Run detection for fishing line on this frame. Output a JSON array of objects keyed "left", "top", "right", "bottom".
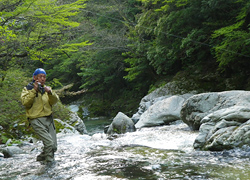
[{"left": 81, "top": 8, "right": 250, "bottom": 58}]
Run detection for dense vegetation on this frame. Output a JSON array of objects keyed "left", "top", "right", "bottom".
[{"left": 0, "top": 0, "right": 250, "bottom": 143}]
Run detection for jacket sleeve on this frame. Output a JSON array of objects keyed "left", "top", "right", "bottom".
[
  {"left": 48, "top": 90, "right": 59, "bottom": 105},
  {"left": 21, "top": 87, "right": 37, "bottom": 108}
]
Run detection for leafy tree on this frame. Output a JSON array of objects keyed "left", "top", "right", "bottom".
[
  {"left": 125, "top": 0, "right": 250, "bottom": 90},
  {"left": 212, "top": 0, "right": 250, "bottom": 69},
  {"left": 0, "top": 69, "right": 27, "bottom": 143},
  {"left": 124, "top": 0, "right": 186, "bottom": 83},
  {"left": 74, "top": 0, "right": 145, "bottom": 116},
  {"left": 0, "top": 0, "right": 90, "bottom": 82}
]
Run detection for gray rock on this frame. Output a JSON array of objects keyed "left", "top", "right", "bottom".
[
  {"left": 132, "top": 85, "right": 250, "bottom": 151},
  {"left": 135, "top": 95, "right": 185, "bottom": 128},
  {"left": 1, "top": 146, "right": 24, "bottom": 158},
  {"left": 5, "top": 139, "right": 12, "bottom": 146},
  {"left": 54, "top": 119, "right": 80, "bottom": 134},
  {"left": 180, "top": 90, "right": 250, "bottom": 130},
  {"left": 69, "top": 112, "right": 87, "bottom": 134},
  {"left": 182, "top": 91, "right": 250, "bottom": 150},
  {"left": 201, "top": 106, "right": 250, "bottom": 124},
  {"left": 131, "top": 82, "right": 196, "bottom": 123},
  {"left": 107, "top": 112, "right": 136, "bottom": 135},
  {"left": 195, "top": 119, "right": 250, "bottom": 151}
]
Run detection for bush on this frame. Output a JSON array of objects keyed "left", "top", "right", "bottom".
[
  {"left": 0, "top": 69, "right": 28, "bottom": 142},
  {"left": 53, "top": 101, "right": 71, "bottom": 122}
]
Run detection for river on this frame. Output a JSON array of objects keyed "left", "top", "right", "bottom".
[{"left": 1, "top": 119, "right": 250, "bottom": 180}]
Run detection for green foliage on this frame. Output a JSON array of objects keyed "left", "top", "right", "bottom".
[
  {"left": 73, "top": 0, "right": 147, "bottom": 116},
  {"left": 53, "top": 102, "right": 71, "bottom": 121},
  {"left": 125, "top": 0, "right": 250, "bottom": 84},
  {"left": 0, "top": 0, "right": 89, "bottom": 73},
  {"left": 0, "top": 18, "right": 16, "bottom": 41},
  {"left": 211, "top": 0, "right": 250, "bottom": 69},
  {"left": 47, "top": 78, "right": 63, "bottom": 89},
  {"left": 0, "top": 69, "right": 28, "bottom": 142},
  {"left": 54, "top": 121, "right": 64, "bottom": 133},
  {"left": 0, "top": 134, "right": 9, "bottom": 144}
]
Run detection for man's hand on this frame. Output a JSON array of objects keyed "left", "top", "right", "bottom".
[
  {"left": 44, "top": 86, "right": 52, "bottom": 94},
  {"left": 33, "top": 81, "right": 39, "bottom": 92}
]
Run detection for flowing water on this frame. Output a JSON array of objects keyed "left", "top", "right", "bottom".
[{"left": 1, "top": 120, "right": 250, "bottom": 180}]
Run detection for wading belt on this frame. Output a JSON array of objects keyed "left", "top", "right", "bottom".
[{"left": 27, "top": 114, "right": 55, "bottom": 130}]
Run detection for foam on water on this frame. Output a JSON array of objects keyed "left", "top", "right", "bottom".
[{"left": 2, "top": 121, "right": 250, "bottom": 180}]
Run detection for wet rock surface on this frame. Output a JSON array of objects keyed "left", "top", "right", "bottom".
[
  {"left": 107, "top": 112, "right": 136, "bottom": 135},
  {"left": 181, "top": 90, "right": 250, "bottom": 150},
  {"left": 135, "top": 95, "right": 185, "bottom": 128},
  {"left": 132, "top": 88, "right": 250, "bottom": 151}
]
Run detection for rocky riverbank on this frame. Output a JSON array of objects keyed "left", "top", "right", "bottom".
[{"left": 107, "top": 82, "right": 250, "bottom": 151}]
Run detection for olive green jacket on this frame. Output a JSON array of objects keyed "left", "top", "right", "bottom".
[{"left": 21, "top": 86, "right": 59, "bottom": 119}]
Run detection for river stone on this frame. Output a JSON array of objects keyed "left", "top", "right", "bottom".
[
  {"left": 69, "top": 112, "right": 88, "bottom": 134},
  {"left": 1, "top": 146, "right": 24, "bottom": 158},
  {"left": 131, "top": 82, "right": 196, "bottom": 123},
  {"left": 201, "top": 106, "right": 250, "bottom": 124},
  {"left": 194, "top": 119, "right": 250, "bottom": 151},
  {"left": 54, "top": 119, "right": 80, "bottom": 134},
  {"left": 193, "top": 106, "right": 250, "bottom": 150},
  {"left": 135, "top": 95, "right": 185, "bottom": 129},
  {"left": 180, "top": 90, "right": 250, "bottom": 130},
  {"left": 107, "top": 112, "right": 136, "bottom": 135}
]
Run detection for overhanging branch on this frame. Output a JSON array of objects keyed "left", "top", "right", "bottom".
[{"left": 0, "top": 52, "right": 28, "bottom": 58}]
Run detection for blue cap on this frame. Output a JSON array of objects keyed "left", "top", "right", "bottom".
[{"left": 33, "top": 68, "right": 46, "bottom": 76}]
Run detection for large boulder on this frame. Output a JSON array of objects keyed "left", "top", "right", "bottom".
[
  {"left": 135, "top": 95, "right": 185, "bottom": 128},
  {"left": 180, "top": 90, "right": 250, "bottom": 150},
  {"left": 194, "top": 106, "right": 250, "bottom": 150},
  {"left": 180, "top": 90, "right": 250, "bottom": 130},
  {"left": 132, "top": 82, "right": 196, "bottom": 124},
  {"left": 107, "top": 112, "right": 136, "bottom": 135}
]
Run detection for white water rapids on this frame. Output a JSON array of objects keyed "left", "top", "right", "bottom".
[{"left": 1, "top": 120, "right": 250, "bottom": 179}]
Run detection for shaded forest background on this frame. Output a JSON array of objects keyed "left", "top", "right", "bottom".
[{"left": 0, "top": 0, "right": 250, "bottom": 143}]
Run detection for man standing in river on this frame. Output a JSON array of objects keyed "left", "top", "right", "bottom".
[{"left": 21, "top": 68, "right": 59, "bottom": 165}]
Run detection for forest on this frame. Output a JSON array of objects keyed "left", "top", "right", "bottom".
[{"left": 0, "top": 0, "right": 250, "bottom": 143}]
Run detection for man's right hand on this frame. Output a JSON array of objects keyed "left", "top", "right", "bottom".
[{"left": 33, "top": 81, "right": 39, "bottom": 92}]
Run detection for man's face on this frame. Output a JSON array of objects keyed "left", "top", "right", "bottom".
[{"left": 34, "top": 74, "right": 46, "bottom": 85}]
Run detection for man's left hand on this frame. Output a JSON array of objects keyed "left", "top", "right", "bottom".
[{"left": 44, "top": 86, "right": 52, "bottom": 94}]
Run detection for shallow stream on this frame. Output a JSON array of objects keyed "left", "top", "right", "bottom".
[{"left": 1, "top": 120, "right": 250, "bottom": 180}]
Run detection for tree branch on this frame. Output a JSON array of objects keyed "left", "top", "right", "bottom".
[{"left": 0, "top": 52, "right": 28, "bottom": 58}]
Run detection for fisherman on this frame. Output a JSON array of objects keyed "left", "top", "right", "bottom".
[{"left": 21, "top": 68, "right": 59, "bottom": 164}]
